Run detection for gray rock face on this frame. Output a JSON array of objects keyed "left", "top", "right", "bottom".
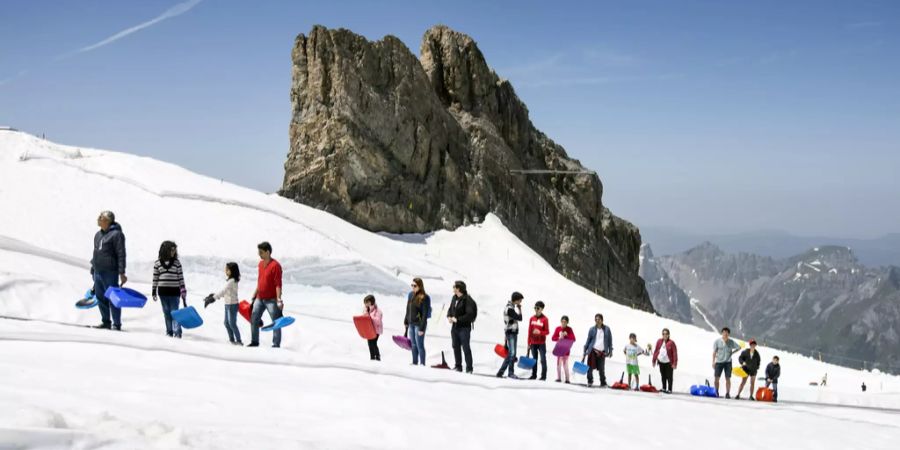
[
  {"left": 654, "top": 243, "right": 900, "bottom": 374},
  {"left": 282, "top": 25, "right": 652, "bottom": 311},
  {"left": 640, "top": 244, "right": 693, "bottom": 324}
]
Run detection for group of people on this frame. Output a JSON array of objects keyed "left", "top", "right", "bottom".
[
  {"left": 90, "top": 211, "right": 286, "bottom": 348},
  {"left": 712, "top": 327, "right": 782, "bottom": 401},
  {"left": 90, "top": 210, "right": 782, "bottom": 398},
  {"left": 495, "top": 291, "right": 678, "bottom": 391}
]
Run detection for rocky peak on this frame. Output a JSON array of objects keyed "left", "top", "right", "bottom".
[
  {"left": 640, "top": 243, "right": 655, "bottom": 260},
  {"left": 281, "top": 25, "right": 652, "bottom": 311}
]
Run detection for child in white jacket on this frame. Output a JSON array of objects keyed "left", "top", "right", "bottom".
[{"left": 205, "top": 262, "right": 242, "bottom": 345}]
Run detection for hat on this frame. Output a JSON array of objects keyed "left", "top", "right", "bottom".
[{"left": 749, "top": 339, "right": 757, "bottom": 345}]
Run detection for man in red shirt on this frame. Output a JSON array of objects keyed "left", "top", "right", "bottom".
[
  {"left": 249, "top": 241, "right": 284, "bottom": 348},
  {"left": 528, "top": 301, "right": 550, "bottom": 380}
]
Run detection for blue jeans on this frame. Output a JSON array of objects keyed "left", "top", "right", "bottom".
[
  {"left": 408, "top": 325, "right": 426, "bottom": 365},
  {"left": 159, "top": 296, "right": 182, "bottom": 337},
  {"left": 251, "top": 299, "right": 282, "bottom": 347},
  {"left": 224, "top": 304, "right": 242, "bottom": 343},
  {"left": 498, "top": 333, "right": 518, "bottom": 376},
  {"left": 92, "top": 270, "right": 121, "bottom": 327}
]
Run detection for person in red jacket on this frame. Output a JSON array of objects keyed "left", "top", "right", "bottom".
[
  {"left": 249, "top": 241, "right": 284, "bottom": 348},
  {"left": 652, "top": 328, "right": 678, "bottom": 393},
  {"left": 528, "top": 301, "right": 551, "bottom": 380},
  {"left": 551, "top": 315, "right": 576, "bottom": 383}
]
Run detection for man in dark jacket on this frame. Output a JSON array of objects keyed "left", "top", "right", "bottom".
[
  {"left": 447, "top": 280, "right": 477, "bottom": 373},
  {"left": 496, "top": 292, "right": 523, "bottom": 378},
  {"left": 765, "top": 355, "right": 780, "bottom": 402},
  {"left": 736, "top": 339, "right": 762, "bottom": 400},
  {"left": 90, "top": 211, "right": 127, "bottom": 330},
  {"left": 582, "top": 313, "right": 612, "bottom": 387}
]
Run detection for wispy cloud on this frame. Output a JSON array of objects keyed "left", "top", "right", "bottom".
[
  {"left": 498, "top": 53, "right": 566, "bottom": 78},
  {"left": 0, "top": 70, "right": 29, "bottom": 87},
  {"left": 515, "top": 73, "right": 682, "bottom": 89},
  {"left": 583, "top": 47, "right": 641, "bottom": 67},
  {"left": 59, "top": 0, "right": 203, "bottom": 59},
  {"left": 845, "top": 21, "right": 883, "bottom": 30},
  {"left": 758, "top": 48, "right": 799, "bottom": 65}
]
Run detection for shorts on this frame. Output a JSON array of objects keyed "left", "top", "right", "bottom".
[
  {"left": 627, "top": 364, "right": 640, "bottom": 375},
  {"left": 715, "top": 361, "right": 732, "bottom": 378}
]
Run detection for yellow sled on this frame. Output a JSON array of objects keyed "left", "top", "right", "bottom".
[{"left": 732, "top": 366, "right": 748, "bottom": 378}]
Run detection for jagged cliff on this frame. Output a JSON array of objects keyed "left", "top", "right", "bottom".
[{"left": 281, "top": 25, "right": 651, "bottom": 310}]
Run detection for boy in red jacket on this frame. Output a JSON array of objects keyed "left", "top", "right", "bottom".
[
  {"left": 528, "top": 301, "right": 550, "bottom": 380},
  {"left": 551, "top": 315, "right": 576, "bottom": 383}
]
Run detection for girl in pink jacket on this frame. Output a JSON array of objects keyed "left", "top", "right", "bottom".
[
  {"left": 551, "top": 315, "right": 576, "bottom": 383},
  {"left": 364, "top": 295, "right": 383, "bottom": 361}
]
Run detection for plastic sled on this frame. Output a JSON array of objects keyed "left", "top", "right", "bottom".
[
  {"left": 238, "top": 300, "right": 252, "bottom": 323},
  {"left": 573, "top": 360, "right": 589, "bottom": 375},
  {"left": 611, "top": 372, "right": 630, "bottom": 390},
  {"left": 495, "top": 344, "right": 509, "bottom": 359},
  {"left": 171, "top": 306, "right": 203, "bottom": 329},
  {"left": 261, "top": 316, "right": 295, "bottom": 331},
  {"left": 639, "top": 375, "right": 659, "bottom": 393},
  {"left": 517, "top": 356, "right": 536, "bottom": 370},
  {"left": 431, "top": 351, "right": 452, "bottom": 369},
  {"left": 690, "top": 380, "right": 719, "bottom": 397},
  {"left": 756, "top": 387, "right": 775, "bottom": 402},
  {"left": 552, "top": 338, "right": 574, "bottom": 357},
  {"left": 393, "top": 335, "right": 412, "bottom": 350},
  {"left": 353, "top": 315, "right": 377, "bottom": 340},
  {"left": 733, "top": 366, "right": 748, "bottom": 378},
  {"left": 75, "top": 289, "right": 98, "bottom": 309},
  {"left": 105, "top": 287, "right": 147, "bottom": 308}
]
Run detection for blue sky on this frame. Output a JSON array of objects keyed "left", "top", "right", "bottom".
[{"left": 2, "top": 0, "right": 898, "bottom": 238}]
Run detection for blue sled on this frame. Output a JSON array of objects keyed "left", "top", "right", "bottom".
[
  {"left": 75, "top": 289, "right": 98, "bottom": 309},
  {"left": 105, "top": 287, "right": 147, "bottom": 308},
  {"left": 261, "top": 316, "right": 295, "bottom": 331},
  {"left": 517, "top": 356, "right": 537, "bottom": 370},
  {"left": 171, "top": 306, "right": 203, "bottom": 329}
]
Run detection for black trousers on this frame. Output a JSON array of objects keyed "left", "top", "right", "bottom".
[
  {"left": 586, "top": 349, "right": 607, "bottom": 385},
  {"left": 451, "top": 326, "right": 473, "bottom": 372},
  {"left": 367, "top": 334, "right": 381, "bottom": 360},
  {"left": 530, "top": 344, "right": 547, "bottom": 379},
  {"left": 658, "top": 362, "right": 674, "bottom": 391}
]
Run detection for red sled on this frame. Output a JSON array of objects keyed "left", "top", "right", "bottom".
[
  {"left": 431, "top": 351, "right": 452, "bottom": 369},
  {"left": 639, "top": 375, "right": 659, "bottom": 393},
  {"left": 353, "top": 315, "right": 377, "bottom": 340},
  {"left": 610, "top": 372, "right": 630, "bottom": 390},
  {"left": 495, "top": 344, "right": 509, "bottom": 359},
  {"left": 238, "top": 300, "right": 252, "bottom": 323},
  {"left": 756, "top": 387, "right": 775, "bottom": 402}
]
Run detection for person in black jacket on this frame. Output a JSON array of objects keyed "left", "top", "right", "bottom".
[
  {"left": 90, "top": 211, "right": 127, "bottom": 330},
  {"left": 765, "top": 355, "right": 781, "bottom": 402},
  {"left": 496, "top": 292, "right": 524, "bottom": 378},
  {"left": 448, "top": 280, "right": 477, "bottom": 373},
  {"left": 404, "top": 278, "right": 431, "bottom": 365},
  {"left": 736, "top": 339, "right": 762, "bottom": 400}
]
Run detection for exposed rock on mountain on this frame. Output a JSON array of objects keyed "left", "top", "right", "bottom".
[
  {"left": 652, "top": 243, "right": 900, "bottom": 373},
  {"left": 281, "top": 25, "right": 651, "bottom": 310},
  {"left": 640, "top": 244, "right": 693, "bottom": 324}
]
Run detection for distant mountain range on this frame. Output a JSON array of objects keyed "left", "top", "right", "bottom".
[
  {"left": 641, "top": 227, "right": 900, "bottom": 267},
  {"left": 640, "top": 242, "right": 900, "bottom": 374}
]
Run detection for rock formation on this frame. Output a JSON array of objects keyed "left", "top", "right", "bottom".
[{"left": 282, "top": 25, "right": 652, "bottom": 311}]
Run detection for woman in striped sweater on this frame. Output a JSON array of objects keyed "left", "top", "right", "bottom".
[{"left": 152, "top": 241, "right": 187, "bottom": 338}]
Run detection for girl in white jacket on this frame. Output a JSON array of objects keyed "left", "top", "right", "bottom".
[{"left": 206, "top": 262, "right": 242, "bottom": 345}]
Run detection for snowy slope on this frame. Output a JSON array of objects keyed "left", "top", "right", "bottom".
[{"left": 1, "top": 130, "right": 899, "bottom": 449}]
